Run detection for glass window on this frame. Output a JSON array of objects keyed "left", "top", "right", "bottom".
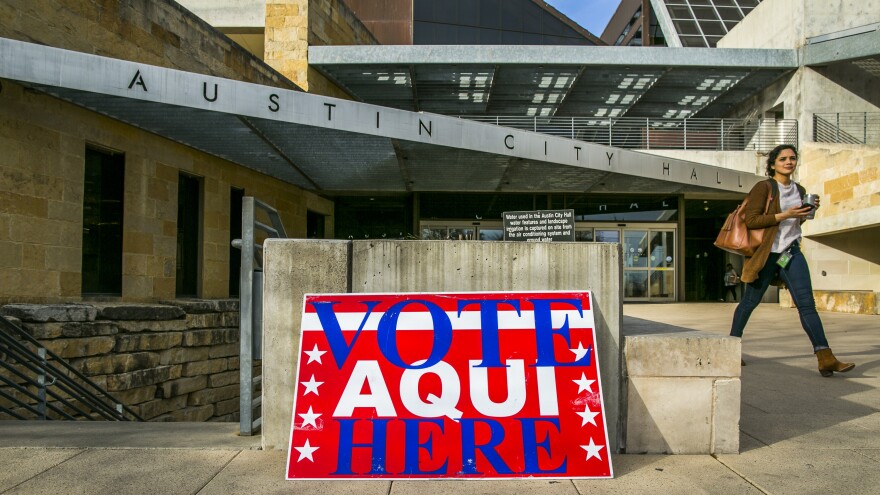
[
  {"left": 595, "top": 229, "right": 620, "bottom": 243},
  {"left": 692, "top": 7, "right": 719, "bottom": 21},
  {"left": 176, "top": 173, "right": 201, "bottom": 297},
  {"left": 575, "top": 229, "right": 594, "bottom": 242},
  {"left": 716, "top": 6, "right": 744, "bottom": 21},
  {"left": 448, "top": 228, "right": 475, "bottom": 240},
  {"left": 479, "top": 228, "right": 503, "bottom": 241},
  {"left": 82, "top": 146, "right": 124, "bottom": 295},
  {"left": 229, "top": 187, "right": 243, "bottom": 297},
  {"left": 674, "top": 20, "right": 702, "bottom": 35},
  {"left": 700, "top": 21, "right": 727, "bottom": 36}
]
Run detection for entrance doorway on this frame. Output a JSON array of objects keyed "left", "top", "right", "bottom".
[
  {"left": 419, "top": 220, "right": 677, "bottom": 302},
  {"left": 577, "top": 224, "right": 676, "bottom": 302}
]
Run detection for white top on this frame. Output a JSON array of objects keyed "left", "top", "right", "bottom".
[{"left": 772, "top": 181, "right": 802, "bottom": 253}]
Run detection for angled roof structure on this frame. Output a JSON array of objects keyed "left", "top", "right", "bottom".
[
  {"left": 309, "top": 44, "right": 796, "bottom": 118},
  {"left": 0, "top": 36, "right": 763, "bottom": 196}
]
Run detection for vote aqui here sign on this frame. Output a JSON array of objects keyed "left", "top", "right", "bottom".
[{"left": 286, "top": 291, "right": 613, "bottom": 480}]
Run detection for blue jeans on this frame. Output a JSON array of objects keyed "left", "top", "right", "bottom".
[{"left": 730, "top": 242, "right": 829, "bottom": 350}]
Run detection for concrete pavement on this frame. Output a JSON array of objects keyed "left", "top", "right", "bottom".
[{"left": 1, "top": 303, "right": 877, "bottom": 494}]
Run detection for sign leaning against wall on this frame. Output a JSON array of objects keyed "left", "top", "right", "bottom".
[{"left": 286, "top": 291, "right": 613, "bottom": 479}]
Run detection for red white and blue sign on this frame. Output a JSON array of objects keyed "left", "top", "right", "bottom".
[{"left": 286, "top": 291, "right": 613, "bottom": 479}]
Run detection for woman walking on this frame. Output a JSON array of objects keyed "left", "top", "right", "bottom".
[{"left": 730, "top": 144, "right": 854, "bottom": 376}]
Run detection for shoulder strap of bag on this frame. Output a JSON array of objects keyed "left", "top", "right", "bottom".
[{"left": 763, "top": 179, "right": 776, "bottom": 214}]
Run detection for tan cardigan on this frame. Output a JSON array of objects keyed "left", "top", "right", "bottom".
[{"left": 740, "top": 179, "right": 806, "bottom": 283}]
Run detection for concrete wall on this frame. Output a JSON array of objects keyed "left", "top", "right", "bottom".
[
  {"left": 261, "top": 239, "right": 624, "bottom": 452},
  {"left": 719, "top": 0, "right": 880, "bottom": 49},
  {"left": 624, "top": 331, "right": 740, "bottom": 454},
  {"left": 638, "top": 150, "right": 764, "bottom": 176},
  {"left": 178, "top": 0, "right": 268, "bottom": 28}
]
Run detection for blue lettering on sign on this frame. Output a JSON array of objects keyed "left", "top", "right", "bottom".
[
  {"left": 311, "top": 300, "right": 380, "bottom": 369},
  {"left": 329, "top": 417, "right": 572, "bottom": 475},
  {"left": 334, "top": 418, "right": 389, "bottom": 475},
  {"left": 459, "top": 419, "right": 513, "bottom": 475},
  {"left": 377, "top": 300, "right": 452, "bottom": 369},
  {"left": 457, "top": 299, "right": 521, "bottom": 368},
  {"left": 518, "top": 418, "right": 566, "bottom": 474},
  {"left": 403, "top": 418, "right": 448, "bottom": 475},
  {"left": 530, "top": 298, "right": 590, "bottom": 367}
]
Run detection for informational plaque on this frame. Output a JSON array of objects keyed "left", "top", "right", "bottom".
[
  {"left": 502, "top": 210, "right": 575, "bottom": 242},
  {"left": 287, "top": 291, "right": 612, "bottom": 480}
]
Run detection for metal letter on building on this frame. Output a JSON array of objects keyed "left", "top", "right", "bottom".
[{"left": 287, "top": 291, "right": 613, "bottom": 480}]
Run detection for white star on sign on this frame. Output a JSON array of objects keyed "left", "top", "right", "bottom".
[
  {"left": 576, "top": 404, "right": 600, "bottom": 427},
  {"left": 295, "top": 438, "right": 319, "bottom": 462},
  {"left": 298, "top": 406, "right": 321, "bottom": 428},
  {"left": 573, "top": 372, "right": 595, "bottom": 394},
  {"left": 303, "top": 343, "right": 326, "bottom": 365},
  {"left": 301, "top": 375, "right": 323, "bottom": 396},
  {"left": 581, "top": 437, "right": 604, "bottom": 461},
  {"left": 570, "top": 342, "right": 590, "bottom": 361}
]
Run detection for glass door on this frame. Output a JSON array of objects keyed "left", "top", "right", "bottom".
[
  {"left": 623, "top": 230, "right": 649, "bottom": 299},
  {"left": 648, "top": 230, "right": 675, "bottom": 301},
  {"left": 622, "top": 228, "right": 676, "bottom": 301},
  {"left": 580, "top": 224, "right": 676, "bottom": 302}
]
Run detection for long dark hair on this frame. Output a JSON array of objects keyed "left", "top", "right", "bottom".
[{"left": 765, "top": 144, "right": 798, "bottom": 176}]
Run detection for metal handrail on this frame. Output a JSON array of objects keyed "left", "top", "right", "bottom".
[
  {"left": 235, "top": 197, "right": 287, "bottom": 436},
  {"left": 813, "top": 112, "right": 880, "bottom": 145},
  {"left": 0, "top": 314, "right": 142, "bottom": 421},
  {"left": 459, "top": 116, "right": 798, "bottom": 151}
]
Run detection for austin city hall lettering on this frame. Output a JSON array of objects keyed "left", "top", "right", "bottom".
[{"left": 287, "top": 291, "right": 613, "bottom": 480}]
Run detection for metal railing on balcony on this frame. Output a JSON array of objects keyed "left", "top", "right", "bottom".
[
  {"left": 0, "top": 314, "right": 142, "bottom": 421},
  {"left": 813, "top": 113, "right": 880, "bottom": 145},
  {"left": 459, "top": 116, "right": 798, "bottom": 152}
]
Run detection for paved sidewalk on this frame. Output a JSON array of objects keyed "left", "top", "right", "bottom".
[{"left": 1, "top": 303, "right": 877, "bottom": 494}]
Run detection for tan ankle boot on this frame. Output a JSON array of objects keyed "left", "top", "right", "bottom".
[{"left": 815, "top": 348, "right": 855, "bottom": 377}]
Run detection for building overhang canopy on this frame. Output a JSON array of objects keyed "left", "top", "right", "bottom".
[
  {"left": 309, "top": 45, "right": 797, "bottom": 119},
  {"left": 0, "top": 37, "right": 762, "bottom": 196},
  {"left": 804, "top": 23, "right": 880, "bottom": 77}
]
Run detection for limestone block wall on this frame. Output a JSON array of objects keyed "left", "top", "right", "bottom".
[
  {"left": 0, "top": 0, "right": 295, "bottom": 89},
  {"left": 264, "top": 0, "right": 378, "bottom": 97},
  {"left": 0, "top": 78, "right": 333, "bottom": 303},
  {"left": 0, "top": 300, "right": 249, "bottom": 422},
  {"left": 796, "top": 143, "right": 880, "bottom": 311},
  {"left": 0, "top": 0, "right": 334, "bottom": 303}
]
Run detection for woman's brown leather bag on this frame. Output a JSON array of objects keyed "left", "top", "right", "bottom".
[{"left": 714, "top": 192, "right": 772, "bottom": 257}]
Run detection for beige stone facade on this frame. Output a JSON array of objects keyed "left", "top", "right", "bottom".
[
  {"left": 0, "top": 0, "right": 333, "bottom": 303},
  {"left": 264, "top": 0, "right": 377, "bottom": 97},
  {"left": 0, "top": 80, "right": 331, "bottom": 303}
]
